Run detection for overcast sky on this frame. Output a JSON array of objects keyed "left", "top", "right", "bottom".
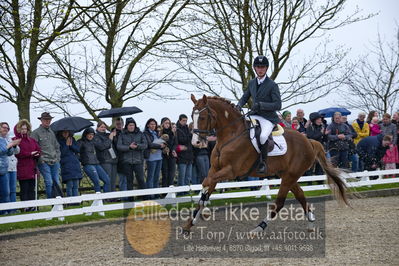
[{"left": 1, "top": 0, "right": 398, "bottom": 132}]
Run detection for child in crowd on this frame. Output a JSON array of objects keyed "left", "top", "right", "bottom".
[
  {"left": 369, "top": 117, "right": 381, "bottom": 136},
  {"left": 383, "top": 143, "right": 399, "bottom": 177},
  {"left": 291, "top": 117, "right": 299, "bottom": 130}
]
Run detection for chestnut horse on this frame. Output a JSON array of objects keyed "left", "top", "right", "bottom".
[{"left": 184, "top": 95, "right": 349, "bottom": 234}]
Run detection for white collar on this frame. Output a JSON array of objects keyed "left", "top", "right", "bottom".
[{"left": 257, "top": 76, "right": 266, "bottom": 85}]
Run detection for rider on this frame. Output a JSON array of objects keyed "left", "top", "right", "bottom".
[{"left": 236, "top": 55, "right": 282, "bottom": 174}]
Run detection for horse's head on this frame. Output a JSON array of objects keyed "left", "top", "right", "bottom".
[{"left": 191, "top": 94, "right": 217, "bottom": 145}]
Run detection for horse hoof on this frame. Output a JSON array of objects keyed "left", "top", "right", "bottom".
[
  {"left": 307, "top": 222, "right": 315, "bottom": 232},
  {"left": 249, "top": 226, "right": 264, "bottom": 238},
  {"left": 201, "top": 207, "right": 211, "bottom": 219},
  {"left": 182, "top": 228, "right": 191, "bottom": 236}
]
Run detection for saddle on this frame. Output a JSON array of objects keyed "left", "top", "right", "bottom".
[
  {"left": 254, "top": 125, "right": 283, "bottom": 152},
  {"left": 245, "top": 118, "right": 287, "bottom": 156}
]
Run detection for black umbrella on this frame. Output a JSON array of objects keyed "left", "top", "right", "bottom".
[
  {"left": 50, "top": 117, "right": 93, "bottom": 132},
  {"left": 97, "top": 106, "right": 143, "bottom": 118}
]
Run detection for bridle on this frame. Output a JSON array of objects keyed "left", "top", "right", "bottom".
[
  {"left": 192, "top": 104, "right": 250, "bottom": 140},
  {"left": 192, "top": 105, "right": 214, "bottom": 140},
  {"left": 192, "top": 103, "right": 255, "bottom": 175}
]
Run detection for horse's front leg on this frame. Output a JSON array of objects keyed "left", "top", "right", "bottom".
[
  {"left": 182, "top": 165, "right": 233, "bottom": 234},
  {"left": 182, "top": 186, "right": 213, "bottom": 235}
]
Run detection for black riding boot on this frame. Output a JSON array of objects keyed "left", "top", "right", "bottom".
[{"left": 257, "top": 142, "right": 268, "bottom": 174}]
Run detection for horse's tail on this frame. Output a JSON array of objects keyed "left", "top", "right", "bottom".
[{"left": 309, "top": 139, "right": 350, "bottom": 206}]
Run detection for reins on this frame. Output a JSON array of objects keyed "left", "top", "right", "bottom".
[
  {"left": 192, "top": 103, "right": 257, "bottom": 162},
  {"left": 192, "top": 105, "right": 252, "bottom": 139},
  {"left": 192, "top": 100, "right": 261, "bottom": 179}
]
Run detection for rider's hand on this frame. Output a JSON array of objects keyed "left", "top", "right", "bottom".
[
  {"left": 247, "top": 110, "right": 256, "bottom": 116},
  {"left": 252, "top": 103, "right": 260, "bottom": 112}
]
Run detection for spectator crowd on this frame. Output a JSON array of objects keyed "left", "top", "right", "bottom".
[
  {"left": 0, "top": 112, "right": 217, "bottom": 214},
  {"left": 278, "top": 109, "right": 399, "bottom": 178},
  {"left": 0, "top": 108, "right": 398, "bottom": 214}
]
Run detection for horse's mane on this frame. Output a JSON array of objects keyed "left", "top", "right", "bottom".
[{"left": 206, "top": 96, "right": 237, "bottom": 112}]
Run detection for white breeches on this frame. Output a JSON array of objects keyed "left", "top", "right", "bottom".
[{"left": 248, "top": 115, "right": 274, "bottom": 145}]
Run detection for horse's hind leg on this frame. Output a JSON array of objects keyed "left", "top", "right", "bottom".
[
  {"left": 290, "top": 182, "right": 316, "bottom": 232},
  {"left": 251, "top": 178, "right": 292, "bottom": 234}
]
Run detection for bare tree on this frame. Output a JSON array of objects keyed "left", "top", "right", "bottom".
[
  {"left": 170, "top": 0, "right": 372, "bottom": 108},
  {"left": 0, "top": 0, "right": 100, "bottom": 120},
  {"left": 340, "top": 27, "right": 399, "bottom": 115},
  {"left": 35, "top": 0, "right": 190, "bottom": 124}
]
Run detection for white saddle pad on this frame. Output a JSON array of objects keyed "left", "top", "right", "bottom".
[{"left": 249, "top": 128, "right": 287, "bottom": 156}]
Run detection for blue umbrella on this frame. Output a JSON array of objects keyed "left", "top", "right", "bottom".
[{"left": 318, "top": 107, "right": 351, "bottom": 118}]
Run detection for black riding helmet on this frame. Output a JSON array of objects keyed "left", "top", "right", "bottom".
[{"left": 253, "top": 55, "right": 269, "bottom": 67}]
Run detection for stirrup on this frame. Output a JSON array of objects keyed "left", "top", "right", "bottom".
[{"left": 256, "top": 161, "right": 267, "bottom": 174}]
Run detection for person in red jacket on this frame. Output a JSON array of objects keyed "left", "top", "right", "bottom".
[{"left": 13, "top": 120, "right": 41, "bottom": 205}]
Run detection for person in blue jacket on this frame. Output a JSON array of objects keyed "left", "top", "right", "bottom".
[
  {"left": 57, "top": 131, "right": 82, "bottom": 197},
  {"left": 357, "top": 134, "right": 392, "bottom": 173},
  {"left": 0, "top": 133, "right": 20, "bottom": 214}
]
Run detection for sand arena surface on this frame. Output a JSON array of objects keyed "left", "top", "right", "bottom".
[{"left": 0, "top": 196, "right": 398, "bottom": 265}]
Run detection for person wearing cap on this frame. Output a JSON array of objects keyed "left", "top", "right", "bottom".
[
  {"left": 279, "top": 111, "right": 292, "bottom": 128},
  {"left": 31, "top": 112, "right": 62, "bottom": 198},
  {"left": 305, "top": 112, "right": 327, "bottom": 184},
  {"left": 306, "top": 112, "right": 327, "bottom": 143},
  {"left": 78, "top": 128, "right": 111, "bottom": 193},
  {"left": 116, "top": 117, "right": 147, "bottom": 193},
  {"left": 236, "top": 55, "right": 282, "bottom": 174}
]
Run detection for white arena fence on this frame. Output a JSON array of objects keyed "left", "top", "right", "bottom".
[{"left": 0, "top": 169, "right": 398, "bottom": 225}]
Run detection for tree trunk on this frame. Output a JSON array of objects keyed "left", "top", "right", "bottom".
[{"left": 17, "top": 96, "right": 31, "bottom": 121}]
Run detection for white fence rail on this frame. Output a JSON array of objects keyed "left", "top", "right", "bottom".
[{"left": 0, "top": 169, "right": 398, "bottom": 225}]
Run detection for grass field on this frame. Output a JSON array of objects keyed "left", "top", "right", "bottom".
[{"left": 0, "top": 182, "right": 398, "bottom": 233}]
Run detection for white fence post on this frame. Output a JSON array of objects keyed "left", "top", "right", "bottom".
[
  {"left": 46, "top": 196, "right": 65, "bottom": 221},
  {"left": 378, "top": 168, "right": 383, "bottom": 180},
  {"left": 360, "top": 170, "right": 370, "bottom": 181},
  {"left": 165, "top": 185, "right": 176, "bottom": 199},
  {"left": 165, "top": 185, "right": 177, "bottom": 206},
  {"left": 86, "top": 192, "right": 105, "bottom": 217},
  {"left": 257, "top": 179, "right": 272, "bottom": 199},
  {"left": 360, "top": 170, "right": 372, "bottom": 187}
]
